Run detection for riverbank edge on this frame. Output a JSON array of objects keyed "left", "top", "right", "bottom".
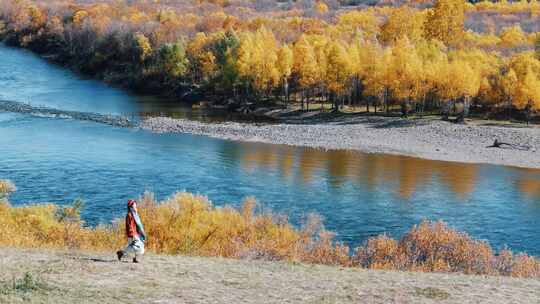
[
  {"left": 140, "top": 113, "right": 540, "bottom": 170},
  {"left": 2, "top": 96, "right": 539, "bottom": 169},
  {"left": 1, "top": 40, "right": 538, "bottom": 169},
  {"left": 1, "top": 248, "right": 539, "bottom": 304}
]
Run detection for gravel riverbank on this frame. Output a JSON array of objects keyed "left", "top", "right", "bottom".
[
  {"left": 141, "top": 115, "right": 540, "bottom": 169},
  {"left": 3, "top": 98, "right": 539, "bottom": 169}
]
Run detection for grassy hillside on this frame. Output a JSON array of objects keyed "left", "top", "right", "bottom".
[{"left": 1, "top": 248, "right": 539, "bottom": 304}]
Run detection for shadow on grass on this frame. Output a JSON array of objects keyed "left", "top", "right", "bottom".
[{"left": 66, "top": 256, "right": 116, "bottom": 263}]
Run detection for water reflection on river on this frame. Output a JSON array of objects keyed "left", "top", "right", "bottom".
[
  {"left": 235, "top": 143, "right": 540, "bottom": 200},
  {"left": 2, "top": 44, "right": 540, "bottom": 255}
]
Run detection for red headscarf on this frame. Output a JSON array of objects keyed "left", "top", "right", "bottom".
[{"left": 127, "top": 199, "right": 137, "bottom": 208}]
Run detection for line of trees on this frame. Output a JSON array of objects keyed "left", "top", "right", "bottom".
[{"left": 1, "top": 0, "right": 540, "bottom": 121}]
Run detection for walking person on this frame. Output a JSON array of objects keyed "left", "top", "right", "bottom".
[{"left": 117, "top": 199, "right": 147, "bottom": 263}]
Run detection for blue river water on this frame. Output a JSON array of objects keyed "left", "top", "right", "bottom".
[{"left": 1, "top": 45, "right": 540, "bottom": 254}]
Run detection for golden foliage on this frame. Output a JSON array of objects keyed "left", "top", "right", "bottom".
[
  {"left": 72, "top": 10, "right": 88, "bottom": 27},
  {"left": 379, "top": 7, "right": 425, "bottom": 45},
  {"left": 236, "top": 27, "right": 280, "bottom": 92},
  {"left": 293, "top": 35, "right": 318, "bottom": 89},
  {"left": 0, "top": 189, "right": 347, "bottom": 264},
  {"left": 354, "top": 221, "right": 540, "bottom": 277},
  {"left": 336, "top": 10, "right": 381, "bottom": 40},
  {"left": 277, "top": 44, "right": 293, "bottom": 80},
  {"left": 314, "top": 1, "right": 329, "bottom": 14},
  {"left": 0, "top": 201, "right": 121, "bottom": 250},
  {"left": 424, "top": 0, "right": 466, "bottom": 46},
  {"left": 325, "top": 40, "right": 351, "bottom": 95},
  {"left": 1, "top": 0, "right": 540, "bottom": 117},
  {"left": 134, "top": 32, "right": 152, "bottom": 63},
  {"left": 387, "top": 37, "right": 425, "bottom": 102},
  {"left": 504, "top": 53, "right": 540, "bottom": 110},
  {"left": 499, "top": 25, "right": 528, "bottom": 48}
]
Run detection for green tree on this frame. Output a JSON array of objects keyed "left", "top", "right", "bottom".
[
  {"left": 214, "top": 31, "right": 240, "bottom": 93},
  {"left": 214, "top": 31, "right": 239, "bottom": 67},
  {"left": 158, "top": 41, "right": 189, "bottom": 82}
]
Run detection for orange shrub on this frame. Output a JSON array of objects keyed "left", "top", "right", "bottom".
[
  {"left": 0, "top": 201, "right": 122, "bottom": 250},
  {"left": 353, "top": 234, "right": 399, "bottom": 270},
  {"left": 354, "top": 221, "right": 540, "bottom": 277},
  {"left": 136, "top": 192, "right": 348, "bottom": 263}
]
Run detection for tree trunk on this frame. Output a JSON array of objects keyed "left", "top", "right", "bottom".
[
  {"left": 401, "top": 100, "right": 411, "bottom": 118},
  {"left": 301, "top": 90, "right": 305, "bottom": 111},
  {"left": 384, "top": 87, "right": 389, "bottom": 115},
  {"left": 526, "top": 102, "right": 532, "bottom": 125},
  {"left": 306, "top": 89, "right": 310, "bottom": 111},
  {"left": 366, "top": 98, "right": 370, "bottom": 113},
  {"left": 442, "top": 100, "right": 452, "bottom": 121},
  {"left": 507, "top": 97, "right": 512, "bottom": 121}
]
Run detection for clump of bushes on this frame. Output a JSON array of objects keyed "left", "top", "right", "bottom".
[
  {"left": 0, "top": 199, "right": 122, "bottom": 250},
  {"left": 135, "top": 192, "right": 349, "bottom": 263},
  {"left": 1, "top": 179, "right": 539, "bottom": 278},
  {"left": 354, "top": 221, "right": 540, "bottom": 277}
]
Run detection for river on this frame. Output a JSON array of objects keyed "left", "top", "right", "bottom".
[{"left": 1, "top": 45, "right": 540, "bottom": 254}]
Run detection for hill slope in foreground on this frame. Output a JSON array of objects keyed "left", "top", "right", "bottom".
[{"left": 1, "top": 248, "right": 539, "bottom": 304}]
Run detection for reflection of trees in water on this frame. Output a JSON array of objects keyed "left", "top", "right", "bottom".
[
  {"left": 393, "top": 158, "right": 433, "bottom": 199},
  {"left": 297, "top": 148, "right": 320, "bottom": 183},
  {"left": 232, "top": 143, "right": 540, "bottom": 199},
  {"left": 279, "top": 148, "right": 295, "bottom": 179},
  {"left": 326, "top": 151, "right": 351, "bottom": 188},
  {"left": 516, "top": 168, "right": 540, "bottom": 199},
  {"left": 518, "top": 179, "right": 540, "bottom": 198},
  {"left": 240, "top": 144, "right": 278, "bottom": 171},
  {"left": 352, "top": 156, "right": 477, "bottom": 199},
  {"left": 439, "top": 163, "right": 478, "bottom": 198}
]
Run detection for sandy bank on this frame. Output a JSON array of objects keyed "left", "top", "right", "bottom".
[
  {"left": 1, "top": 248, "right": 539, "bottom": 304},
  {"left": 140, "top": 115, "right": 540, "bottom": 169}
]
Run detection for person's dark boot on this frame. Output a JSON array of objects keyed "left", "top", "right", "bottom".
[
  {"left": 116, "top": 250, "right": 124, "bottom": 261},
  {"left": 133, "top": 257, "right": 139, "bottom": 263}
]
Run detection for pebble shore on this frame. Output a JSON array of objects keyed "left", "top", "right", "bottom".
[
  {"left": 3, "top": 98, "right": 538, "bottom": 169},
  {"left": 141, "top": 115, "right": 540, "bottom": 169}
]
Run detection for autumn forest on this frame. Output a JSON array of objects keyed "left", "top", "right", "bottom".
[{"left": 1, "top": 0, "right": 540, "bottom": 121}]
